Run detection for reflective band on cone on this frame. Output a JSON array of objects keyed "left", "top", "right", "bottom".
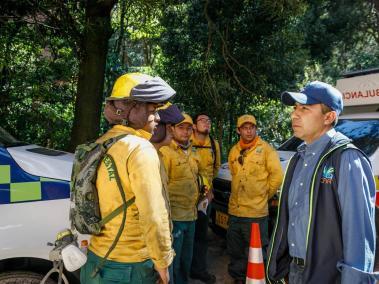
[
  {"left": 246, "top": 278, "right": 266, "bottom": 284},
  {"left": 246, "top": 223, "right": 266, "bottom": 284},
  {"left": 249, "top": 248, "right": 263, "bottom": 263}
]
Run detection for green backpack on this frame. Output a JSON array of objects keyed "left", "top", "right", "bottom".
[{"left": 69, "top": 134, "right": 135, "bottom": 276}]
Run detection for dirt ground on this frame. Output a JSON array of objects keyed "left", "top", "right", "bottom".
[
  {"left": 188, "top": 229, "right": 234, "bottom": 284},
  {"left": 189, "top": 228, "right": 379, "bottom": 284}
]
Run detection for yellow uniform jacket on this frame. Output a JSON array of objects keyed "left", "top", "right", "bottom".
[
  {"left": 160, "top": 141, "right": 199, "bottom": 221},
  {"left": 191, "top": 135, "right": 221, "bottom": 183},
  {"left": 228, "top": 137, "right": 283, "bottom": 218},
  {"left": 89, "top": 125, "right": 174, "bottom": 269}
]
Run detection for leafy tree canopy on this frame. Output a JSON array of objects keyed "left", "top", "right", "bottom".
[{"left": 0, "top": 0, "right": 377, "bottom": 156}]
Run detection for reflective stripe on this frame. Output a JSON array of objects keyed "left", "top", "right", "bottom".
[
  {"left": 10, "top": 181, "right": 41, "bottom": 202},
  {"left": 249, "top": 247, "right": 263, "bottom": 263},
  {"left": 375, "top": 176, "right": 379, "bottom": 206},
  {"left": 246, "top": 277, "right": 266, "bottom": 284},
  {"left": 0, "top": 165, "right": 11, "bottom": 183},
  {"left": 40, "top": 177, "right": 63, "bottom": 182},
  {"left": 266, "top": 155, "right": 295, "bottom": 284},
  {"left": 0, "top": 148, "right": 70, "bottom": 204},
  {"left": 306, "top": 142, "right": 350, "bottom": 265}
]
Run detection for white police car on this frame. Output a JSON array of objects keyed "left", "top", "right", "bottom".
[{"left": 0, "top": 127, "right": 79, "bottom": 283}]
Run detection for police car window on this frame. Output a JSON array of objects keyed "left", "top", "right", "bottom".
[
  {"left": 336, "top": 119, "right": 379, "bottom": 156},
  {"left": 0, "top": 127, "right": 27, "bottom": 147}
]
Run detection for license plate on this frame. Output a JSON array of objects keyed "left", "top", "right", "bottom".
[{"left": 215, "top": 211, "right": 229, "bottom": 229}]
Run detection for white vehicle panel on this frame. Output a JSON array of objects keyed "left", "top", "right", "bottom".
[
  {"left": 6, "top": 145, "right": 74, "bottom": 181},
  {"left": 217, "top": 163, "right": 232, "bottom": 181},
  {"left": 0, "top": 199, "right": 70, "bottom": 260}
]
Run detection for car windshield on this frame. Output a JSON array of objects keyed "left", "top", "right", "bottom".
[
  {"left": 278, "top": 118, "right": 379, "bottom": 157},
  {"left": 335, "top": 119, "right": 379, "bottom": 156},
  {"left": 0, "top": 127, "right": 28, "bottom": 147}
]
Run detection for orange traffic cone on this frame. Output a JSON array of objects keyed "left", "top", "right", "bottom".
[{"left": 246, "top": 223, "right": 266, "bottom": 284}]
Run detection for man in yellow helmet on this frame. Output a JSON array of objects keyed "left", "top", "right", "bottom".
[
  {"left": 160, "top": 113, "right": 200, "bottom": 284},
  {"left": 227, "top": 114, "right": 283, "bottom": 283},
  {"left": 81, "top": 73, "right": 175, "bottom": 284}
]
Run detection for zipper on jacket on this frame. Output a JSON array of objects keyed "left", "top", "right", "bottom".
[
  {"left": 266, "top": 156, "right": 294, "bottom": 284},
  {"left": 267, "top": 142, "right": 349, "bottom": 282},
  {"left": 304, "top": 142, "right": 350, "bottom": 266}
]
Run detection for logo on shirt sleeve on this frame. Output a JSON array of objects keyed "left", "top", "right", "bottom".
[{"left": 321, "top": 166, "right": 334, "bottom": 184}]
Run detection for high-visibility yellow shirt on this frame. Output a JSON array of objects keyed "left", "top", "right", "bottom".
[
  {"left": 160, "top": 141, "right": 199, "bottom": 221},
  {"left": 158, "top": 152, "right": 173, "bottom": 232},
  {"left": 228, "top": 136, "right": 283, "bottom": 218},
  {"left": 89, "top": 125, "right": 174, "bottom": 269},
  {"left": 191, "top": 134, "right": 221, "bottom": 183}
]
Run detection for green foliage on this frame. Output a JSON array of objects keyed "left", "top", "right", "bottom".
[
  {"left": 0, "top": 14, "right": 78, "bottom": 150},
  {"left": 249, "top": 100, "right": 293, "bottom": 148},
  {"left": 0, "top": 0, "right": 378, "bottom": 154},
  {"left": 301, "top": 0, "right": 379, "bottom": 81},
  {"left": 158, "top": 0, "right": 308, "bottom": 153}
]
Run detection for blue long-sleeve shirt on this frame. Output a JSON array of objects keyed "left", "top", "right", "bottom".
[{"left": 288, "top": 128, "right": 377, "bottom": 282}]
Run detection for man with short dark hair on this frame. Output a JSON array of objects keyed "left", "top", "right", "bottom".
[
  {"left": 227, "top": 115, "right": 283, "bottom": 283},
  {"left": 190, "top": 113, "right": 221, "bottom": 283},
  {"left": 267, "top": 81, "right": 377, "bottom": 283},
  {"left": 160, "top": 114, "right": 200, "bottom": 284}
]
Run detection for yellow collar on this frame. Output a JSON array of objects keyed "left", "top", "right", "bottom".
[
  {"left": 191, "top": 134, "right": 210, "bottom": 147},
  {"left": 111, "top": 125, "right": 151, "bottom": 139}
]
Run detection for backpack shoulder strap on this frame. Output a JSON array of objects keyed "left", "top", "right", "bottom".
[
  {"left": 210, "top": 136, "right": 217, "bottom": 168},
  {"left": 192, "top": 137, "right": 217, "bottom": 168},
  {"left": 103, "top": 134, "right": 129, "bottom": 149},
  {"left": 91, "top": 134, "right": 135, "bottom": 277}
]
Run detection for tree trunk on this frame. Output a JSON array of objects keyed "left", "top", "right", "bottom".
[
  {"left": 68, "top": 0, "right": 117, "bottom": 152},
  {"left": 115, "top": 0, "right": 126, "bottom": 56},
  {"left": 373, "top": 0, "right": 379, "bottom": 43}
]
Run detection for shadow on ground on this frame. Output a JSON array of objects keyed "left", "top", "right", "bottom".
[{"left": 189, "top": 229, "right": 234, "bottom": 284}]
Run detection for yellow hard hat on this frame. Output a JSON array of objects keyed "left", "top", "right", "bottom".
[
  {"left": 237, "top": 114, "right": 256, "bottom": 128},
  {"left": 176, "top": 113, "right": 193, "bottom": 126},
  {"left": 107, "top": 73, "right": 176, "bottom": 103}
]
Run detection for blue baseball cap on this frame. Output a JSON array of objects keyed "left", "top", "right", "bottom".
[{"left": 281, "top": 81, "right": 343, "bottom": 115}]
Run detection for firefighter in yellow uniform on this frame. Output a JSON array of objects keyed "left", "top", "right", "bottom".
[
  {"left": 190, "top": 113, "right": 221, "bottom": 283},
  {"left": 227, "top": 114, "right": 283, "bottom": 283},
  {"left": 160, "top": 114, "right": 199, "bottom": 284},
  {"left": 82, "top": 73, "right": 175, "bottom": 284}
]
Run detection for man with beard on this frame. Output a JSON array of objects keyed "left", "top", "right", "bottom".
[{"left": 190, "top": 113, "right": 221, "bottom": 284}]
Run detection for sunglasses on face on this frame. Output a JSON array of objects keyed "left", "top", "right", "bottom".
[{"left": 238, "top": 149, "right": 248, "bottom": 165}]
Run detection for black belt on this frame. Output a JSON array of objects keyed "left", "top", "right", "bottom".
[{"left": 292, "top": 257, "right": 305, "bottom": 267}]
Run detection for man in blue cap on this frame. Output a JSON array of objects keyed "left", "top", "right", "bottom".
[{"left": 267, "top": 81, "right": 377, "bottom": 283}]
